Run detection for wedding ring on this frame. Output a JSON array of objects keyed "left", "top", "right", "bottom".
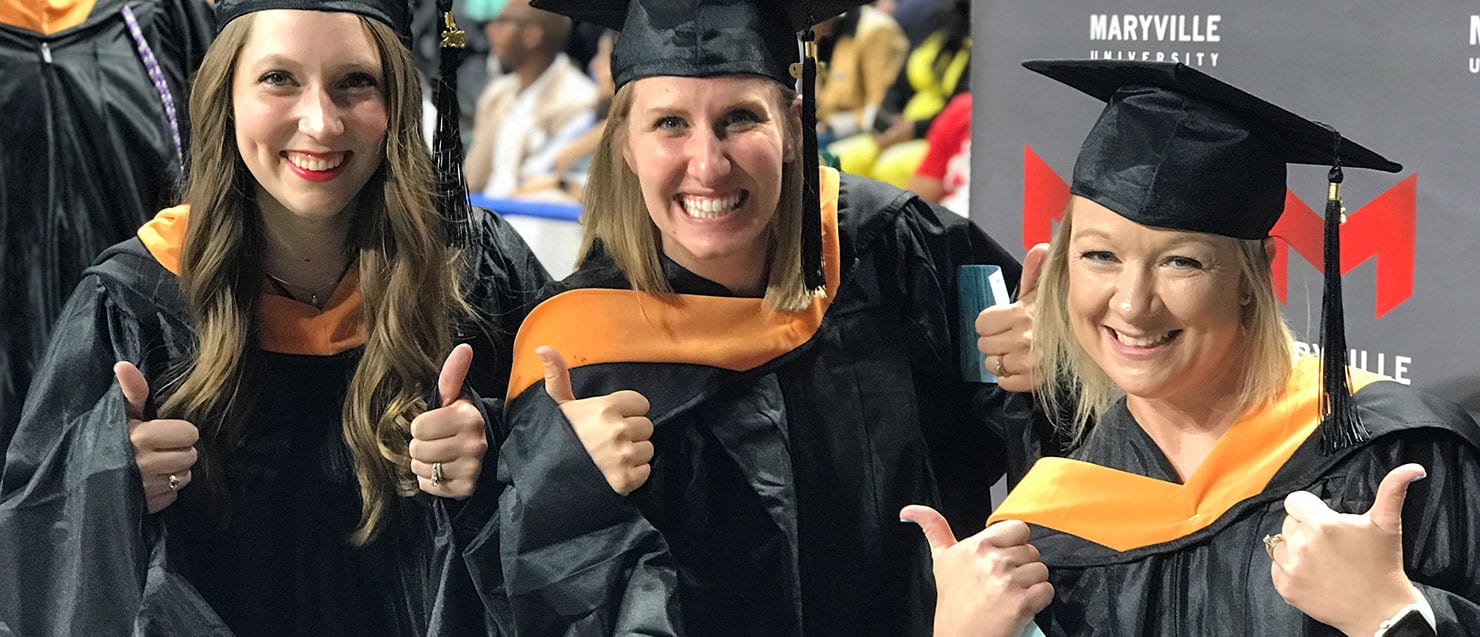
[{"left": 1263, "top": 533, "right": 1284, "bottom": 559}]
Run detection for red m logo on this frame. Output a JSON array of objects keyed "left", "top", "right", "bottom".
[{"left": 1022, "top": 145, "right": 1417, "bottom": 318}]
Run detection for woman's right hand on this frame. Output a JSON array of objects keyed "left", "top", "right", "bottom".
[
  {"left": 976, "top": 243, "right": 1049, "bottom": 394},
  {"left": 538, "top": 346, "right": 654, "bottom": 495},
  {"left": 901, "top": 505, "right": 1053, "bottom": 637},
  {"left": 115, "top": 362, "right": 199, "bottom": 513}
]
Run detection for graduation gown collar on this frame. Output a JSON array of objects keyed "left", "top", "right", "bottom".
[
  {"left": 505, "top": 167, "right": 843, "bottom": 402},
  {"left": 136, "top": 205, "right": 366, "bottom": 356},
  {"left": 989, "top": 356, "right": 1389, "bottom": 552}
]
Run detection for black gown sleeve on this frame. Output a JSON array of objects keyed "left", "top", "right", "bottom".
[
  {"left": 1321, "top": 413, "right": 1480, "bottom": 635},
  {"left": 0, "top": 273, "right": 226, "bottom": 635},
  {"left": 491, "top": 391, "right": 682, "bottom": 635},
  {"left": 887, "top": 194, "right": 1027, "bottom": 531},
  {"left": 428, "top": 210, "right": 553, "bottom": 635}
]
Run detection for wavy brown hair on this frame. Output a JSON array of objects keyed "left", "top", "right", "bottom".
[
  {"left": 159, "top": 13, "right": 464, "bottom": 544},
  {"left": 579, "top": 79, "right": 810, "bottom": 311}
]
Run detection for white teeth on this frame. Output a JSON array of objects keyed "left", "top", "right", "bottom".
[
  {"left": 678, "top": 193, "right": 742, "bottom": 218},
  {"left": 1114, "top": 330, "right": 1173, "bottom": 348},
  {"left": 287, "top": 153, "right": 344, "bottom": 172}
]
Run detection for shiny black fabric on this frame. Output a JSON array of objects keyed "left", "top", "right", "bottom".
[
  {"left": 214, "top": 0, "right": 410, "bottom": 39},
  {"left": 532, "top": 0, "right": 867, "bottom": 88},
  {"left": 1016, "top": 382, "right": 1480, "bottom": 636},
  {"left": 1024, "top": 60, "right": 1401, "bottom": 240},
  {"left": 0, "top": 0, "right": 212, "bottom": 455},
  {"left": 0, "top": 210, "right": 549, "bottom": 636},
  {"left": 475, "top": 174, "right": 1035, "bottom": 635}
]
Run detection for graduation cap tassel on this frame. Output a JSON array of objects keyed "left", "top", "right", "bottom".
[
  {"left": 1317, "top": 150, "right": 1368, "bottom": 454},
  {"left": 796, "top": 22, "right": 826, "bottom": 294},
  {"left": 433, "top": 3, "right": 474, "bottom": 248}
]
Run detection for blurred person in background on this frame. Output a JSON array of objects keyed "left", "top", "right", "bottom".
[{"left": 464, "top": 0, "right": 596, "bottom": 199}]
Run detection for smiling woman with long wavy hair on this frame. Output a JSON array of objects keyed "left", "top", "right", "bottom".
[{"left": 0, "top": 1, "right": 549, "bottom": 634}]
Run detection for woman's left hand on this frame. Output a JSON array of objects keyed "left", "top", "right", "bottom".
[
  {"left": 410, "top": 344, "right": 488, "bottom": 499},
  {"left": 1270, "top": 463, "right": 1427, "bottom": 636}
]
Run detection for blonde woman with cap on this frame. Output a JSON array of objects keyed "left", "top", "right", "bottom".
[
  {"left": 463, "top": 0, "right": 1039, "bottom": 633},
  {"left": 907, "top": 61, "right": 1480, "bottom": 637}
]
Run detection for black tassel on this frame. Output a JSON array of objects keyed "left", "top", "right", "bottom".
[
  {"left": 797, "top": 24, "right": 825, "bottom": 294},
  {"left": 1317, "top": 142, "right": 1367, "bottom": 454},
  {"left": 433, "top": 3, "right": 474, "bottom": 248}
]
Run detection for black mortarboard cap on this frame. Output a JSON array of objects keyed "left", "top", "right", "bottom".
[
  {"left": 1027, "top": 59, "right": 1404, "bottom": 453},
  {"left": 533, "top": 0, "right": 869, "bottom": 293},
  {"left": 216, "top": 0, "right": 413, "bottom": 47}
]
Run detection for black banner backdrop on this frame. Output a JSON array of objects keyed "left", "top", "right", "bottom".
[{"left": 971, "top": 2, "right": 1480, "bottom": 417}]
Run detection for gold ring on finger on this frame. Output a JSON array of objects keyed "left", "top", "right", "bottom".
[{"left": 1262, "top": 533, "right": 1284, "bottom": 559}]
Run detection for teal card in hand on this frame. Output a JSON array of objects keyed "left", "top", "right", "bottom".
[{"left": 958, "top": 264, "right": 1010, "bottom": 383}]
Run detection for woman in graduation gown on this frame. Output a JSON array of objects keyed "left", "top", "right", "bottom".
[
  {"left": 470, "top": 0, "right": 1033, "bottom": 634},
  {"left": 908, "top": 60, "right": 1480, "bottom": 637},
  {"left": 0, "top": 1, "right": 548, "bottom": 634}
]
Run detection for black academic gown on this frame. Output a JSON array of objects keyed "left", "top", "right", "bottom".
[
  {"left": 993, "top": 361, "right": 1480, "bottom": 636},
  {"left": 0, "top": 0, "right": 212, "bottom": 452},
  {"left": 477, "top": 170, "right": 1032, "bottom": 636},
  {"left": 0, "top": 209, "right": 549, "bottom": 636}
]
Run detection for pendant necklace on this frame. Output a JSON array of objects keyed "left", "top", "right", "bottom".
[{"left": 264, "top": 264, "right": 348, "bottom": 309}]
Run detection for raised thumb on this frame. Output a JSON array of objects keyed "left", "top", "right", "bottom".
[
  {"left": 536, "top": 346, "right": 576, "bottom": 405},
  {"left": 900, "top": 504, "right": 958, "bottom": 552},
  {"left": 1017, "top": 242, "right": 1050, "bottom": 304},
  {"left": 438, "top": 343, "right": 474, "bottom": 408},
  {"left": 1367, "top": 463, "right": 1426, "bottom": 533},
  {"left": 113, "top": 361, "right": 149, "bottom": 421}
]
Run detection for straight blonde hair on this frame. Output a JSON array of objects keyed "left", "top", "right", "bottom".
[
  {"left": 159, "top": 14, "right": 465, "bottom": 544},
  {"left": 1033, "top": 199, "right": 1295, "bottom": 446},
  {"left": 578, "top": 79, "right": 811, "bottom": 312}
]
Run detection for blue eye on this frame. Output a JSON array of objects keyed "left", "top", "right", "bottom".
[
  {"left": 1166, "top": 256, "right": 1204, "bottom": 269},
  {"left": 720, "top": 109, "right": 761, "bottom": 127},
  {"left": 653, "top": 116, "right": 686, "bottom": 131},
  {"left": 1079, "top": 250, "right": 1117, "bottom": 263},
  {"left": 259, "top": 70, "right": 292, "bottom": 86},
  {"left": 340, "top": 72, "right": 379, "bottom": 90}
]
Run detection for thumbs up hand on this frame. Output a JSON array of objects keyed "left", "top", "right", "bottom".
[
  {"left": 538, "top": 346, "right": 654, "bottom": 495},
  {"left": 900, "top": 505, "right": 1053, "bottom": 637},
  {"left": 975, "top": 244, "right": 1049, "bottom": 393},
  {"left": 116, "top": 361, "right": 199, "bottom": 514},
  {"left": 410, "top": 344, "right": 488, "bottom": 499},
  {"left": 1269, "top": 464, "right": 1427, "bottom": 636}
]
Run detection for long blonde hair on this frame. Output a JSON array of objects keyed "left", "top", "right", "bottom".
[
  {"left": 160, "top": 14, "right": 464, "bottom": 544},
  {"left": 1033, "top": 199, "right": 1295, "bottom": 446},
  {"left": 578, "top": 79, "right": 811, "bottom": 311}
]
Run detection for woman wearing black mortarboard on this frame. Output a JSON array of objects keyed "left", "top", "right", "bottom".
[
  {"left": 905, "top": 61, "right": 1480, "bottom": 637},
  {"left": 0, "top": 0, "right": 550, "bottom": 634},
  {"left": 468, "top": 0, "right": 1036, "bottom": 634}
]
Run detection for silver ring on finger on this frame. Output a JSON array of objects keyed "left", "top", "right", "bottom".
[
  {"left": 168, "top": 474, "right": 182, "bottom": 491},
  {"left": 431, "top": 462, "right": 444, "bottom": 485}
]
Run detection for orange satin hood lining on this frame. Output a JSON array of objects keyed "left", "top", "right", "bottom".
[
  {"left": 506, "top": 167, "right": 843, "bottom": 401},
  {"left": 988, "top": 357, "right": 1388, "bottom": 552},
  {"left": 1, "top": 0, "right": 96, "bottom": 35},
  {"left": 137, "top": 206, "right": 367, "bottom": 356}
]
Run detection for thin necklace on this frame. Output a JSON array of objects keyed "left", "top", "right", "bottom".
[{"left": 264, "top": 263, "right": 349, "bottom": 309}]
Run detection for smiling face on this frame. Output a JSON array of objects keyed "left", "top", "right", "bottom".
[
  {"left": 621, "top": 74, "right": 798, "bottom": 291},
  {"left": 231, "top": 10, "right": 388, "bottom": 228},
  {"left": 1066, "top": 196, "right": 1251, "bottom": 406}
]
